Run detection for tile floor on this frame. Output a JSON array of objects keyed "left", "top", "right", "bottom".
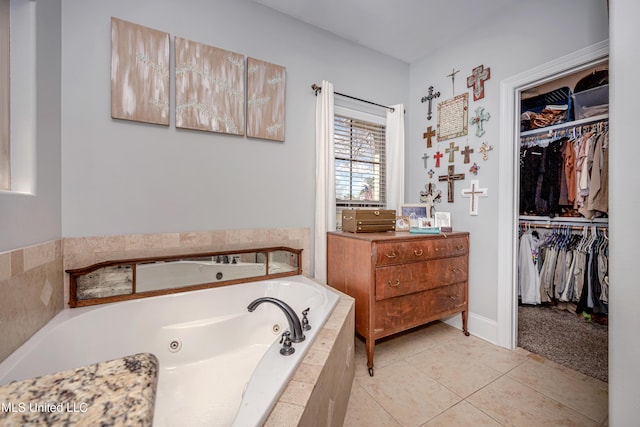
[{"left": 343, "top": 321, "right": 608, "bottom": 427}]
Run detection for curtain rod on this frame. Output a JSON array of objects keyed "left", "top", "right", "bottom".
[{"left": 311, "top": 83, "right": 395, "bottom": 112}]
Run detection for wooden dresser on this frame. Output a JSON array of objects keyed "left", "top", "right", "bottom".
[{"left": 327, "top": 231, "right": 470, "bottom": 376}]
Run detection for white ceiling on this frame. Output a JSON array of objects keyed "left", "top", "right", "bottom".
[{"left": 252, "top": 0, "right": 519, "bottom": 63}]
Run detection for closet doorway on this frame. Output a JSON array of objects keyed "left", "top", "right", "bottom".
[
  {"left": 496, "top": 41, "right": 609, "bottom": 379},
  {"left": 517, "top": 59, "right": 609, "bottom": 382}
]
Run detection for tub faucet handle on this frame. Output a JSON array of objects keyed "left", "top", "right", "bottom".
[
  {"left": 279, "top": 331, "right": 295, "bottom": 356},
  {"left": 301, "top": 307, "right": 311, "bottom": 331}
]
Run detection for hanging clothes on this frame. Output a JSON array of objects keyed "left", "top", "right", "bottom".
[
  {"left": 518, "top": 230, "right": 542, "bottom": 304},
  {"left": 587, "top": 131, "right": 609, "bottom": 213},
  {"left": 520, "top": 120, "right": 608, "bottom": 219},
  {"left": 517, "top": 223, "right": 609, "bottom": 318}
]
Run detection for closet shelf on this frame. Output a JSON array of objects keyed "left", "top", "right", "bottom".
[{"left": 520, "top": 113, "right": 608, "bottom": 138}]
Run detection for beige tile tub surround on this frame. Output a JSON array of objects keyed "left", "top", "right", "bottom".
[
  {"left": 63, "top": 227, "right": 311, "bottom": 306},
  {"left": 3, "top": 228, "right": 351, "bottom": 425},
  {"left": 265, "top": 294, "right": 355, "bottom": 427},
  {"left": 0, "top": 240, "right": 64, "bottom": 362}
]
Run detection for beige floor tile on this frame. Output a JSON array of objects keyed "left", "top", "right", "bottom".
[
  {"left": 357, "top": 360, "right": 462, "bottom": 427},
  {"left": 445, "top": 336, "right": 529, "bottom": 374},
  {"left": 354, "top": 322, "right": 465, "bottom": 378},
  {"left": 507, "top": 358, "right": 608, "bottom": 424},
  {"left": 467, "top": 375, "right": 599, "bottom": 426},
  {"left": 406, "top": 343, "right": 503, "bottom": 398},
  {"left": 421, "top": 401, "right": 502, "bottom": 427},
  {"left": 343, "top": 384, "right": 401, "bottom": 427}
]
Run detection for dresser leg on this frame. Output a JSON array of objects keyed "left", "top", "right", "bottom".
[
  {"left": 366, "top": 338, "right": 375, "bottom": 376},
  {"left": 462, "top": 310, "right": 470, "bottom": 336}
]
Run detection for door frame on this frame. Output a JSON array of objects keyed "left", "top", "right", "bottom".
[{"left": 496, "top": 40, "right": 609, "bottom": 348}]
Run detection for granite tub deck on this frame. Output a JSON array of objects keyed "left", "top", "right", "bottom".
[{"left": 0, "top": 353, "right": 158, "bottom": 427}]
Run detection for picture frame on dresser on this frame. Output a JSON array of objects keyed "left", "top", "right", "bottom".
[
  {"left": 399, "top": 204, "right": 428, "bottom": 228},
  {"left": 434, "top": 211, "right": 451, "bottom": 228},
  {"left": 395, "top": 216, "right": 411, "bottom": 231}
]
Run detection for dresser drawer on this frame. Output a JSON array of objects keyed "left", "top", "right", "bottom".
[
  {"left": 375, "top": 256, "right": 468, "bottom": 300},
  {"left": 373, "top": 283, "right": 466, "bottom": 334},
  {"left": 374, "top": 236, "right": 468, "bottom": 266}
]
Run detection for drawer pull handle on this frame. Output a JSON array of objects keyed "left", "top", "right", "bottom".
[
  {"left": 374, "top": 210, "right": 380, "bottom": 216},
  {"left": 343, "top": 216, "right": 353, "bottom": 220},
  {"left": 451, "top": 268, "right": 461, "bottom": 273},
  {"left": 387, "top": 279, "right": 400, "bottom": 287},
  {"left": 385, "top": 252, "right": 397, "bottom": 259},
  {"left": 413, "top": 249, "right": 423, "bottom": 256},
  {"left": 456, "top": 245, "right": 465, "bottom": 251}
]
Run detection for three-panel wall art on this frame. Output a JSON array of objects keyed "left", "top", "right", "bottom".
[{"left": 110, "top": 17, "right": 285, "bottom": 142}]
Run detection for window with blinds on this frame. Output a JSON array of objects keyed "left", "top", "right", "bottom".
[{"left": 334, "top": 112, "right": 386, "bottom": 229}]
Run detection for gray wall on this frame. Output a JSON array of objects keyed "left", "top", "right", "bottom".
[
  {"left": 0, "top": 0, "right": 61, "bottom": 253},
  {"left": 609, "top": 1, "right": 640, "bottom": 424},
  {"left": 407, "top": 0, "right": 608, "bottom": 334},
  {"left": 60, "top": 0, "right": 409, "bottom": 252}
]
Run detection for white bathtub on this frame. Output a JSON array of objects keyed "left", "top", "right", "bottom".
[{"left": 0, "top": 275, "right": 339, "bottom": 427}]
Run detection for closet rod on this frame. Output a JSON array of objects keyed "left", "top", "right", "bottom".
[
  {"left": 519, "top": 221, "right": 609, "bottom": 230},
  {"left": 311, "top": 83, "right": 395, "bottom": 112}
]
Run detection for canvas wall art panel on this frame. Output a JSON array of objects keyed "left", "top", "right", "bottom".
[
  {"left": 111, "top": 17, "right": 170, "bottom": 125},
  {"left": 246, "top": 57, "right": 286, "bottom": 141},
  {"left": 174, "top": 37, "right": 245, "bottom": 135}
]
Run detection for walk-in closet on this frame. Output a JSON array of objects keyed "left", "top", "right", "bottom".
[{"left": 516, "top": 59, "right": 609, "bottom": 383}]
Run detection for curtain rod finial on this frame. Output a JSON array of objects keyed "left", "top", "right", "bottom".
[{"left": 311, "top": 83, "right": 321, "bottom": 96}]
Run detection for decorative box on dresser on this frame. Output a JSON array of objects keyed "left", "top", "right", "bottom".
[{"left": 326, "top": 231, "right": 470, "bottom": 376}]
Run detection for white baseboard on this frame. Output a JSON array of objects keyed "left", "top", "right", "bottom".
[{"left": 442, "top": 311, "right": 499, "bottom": 346}]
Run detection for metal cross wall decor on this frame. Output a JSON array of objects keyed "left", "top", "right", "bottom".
[
  {"left": 422, "top": 153, "right": 429, "bottom": 169},
  {"left": 467, "top": 65, "right": 491, "bottom": 101},
  {"left": 423, "top": 126, "right": 436, "bottom": 148},
  {"left": 469, "top": 107, "right": 490, "bottom": 137},
  {"left": 438, "top": 165, "right": 465, "bottom": 203},
  {"left": 420, "top": 86, "right": 440, "bottom": 121},
  {"left": 461, "top": 179, "right": 488, "bottom": 215},
  {"left": 447, "top": 68, "right": 460, "bottom": 96}
]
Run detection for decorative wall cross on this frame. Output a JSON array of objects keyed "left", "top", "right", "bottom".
[
  {"left": 422, "top": 153, "right": 429, "bottom": 169},
  {"left": 479, "top": 142, "right": 494, "bottom": 160},
  {"left": 461, "top": 179, "right": 488, "bottom": 215},
  {"left": 445, "top": 141, "right": 459, "bottom": 163},
  {"left": 467, "top": 65, "right": 491, "bottom": 101},
  {"left": 469, "top": 107, "right": 490, "bottom": 137},
  {"left": 447, "top": 68, "right": 460, "bottom": 96},
  {"left": 433, "top": 151, "right": 444, "bottom": 168},
  {"left": 419, "top": 182, "right": 442, "bottom": 217},
  {"left": 420, "top": 86, "right": 440, "bottom": 120},
  {"left": 469, "top": 162, "right": 480, "bottom": 175},
  {"left": 423, "top": 126, "right": 436, "bottom": 148},
  {"left": 427, "top": 169, "right": 435, "bottom": 179},
  {"left": 438, "top": 165, "right": 465, "bottom": 203},
  {"left": 461, "top": 145, "right": 474, "bottom": 164}
]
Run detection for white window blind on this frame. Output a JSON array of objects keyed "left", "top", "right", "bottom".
[{"left": 334, "top": 110, "right": 386, "bottom": 229}]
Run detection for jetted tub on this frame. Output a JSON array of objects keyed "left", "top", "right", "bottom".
[
  {"left": 0, "top": 275, "right": 339, "bottom": 427},
  {"left": 135, "top": 259, "right": 294, "bottom": 292}
]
